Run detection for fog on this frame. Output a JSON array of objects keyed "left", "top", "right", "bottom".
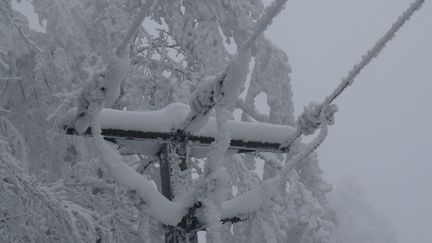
[
  {"left": 264, "top": 1, "right": 432, "bottom": 242},
  {"left": 14, "top": 0, "right": 431, "bottom": 242}
]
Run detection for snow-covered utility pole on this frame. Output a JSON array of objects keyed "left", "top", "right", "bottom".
[{"left": 64, "top": 105, "right": 296, "bottom": 242}]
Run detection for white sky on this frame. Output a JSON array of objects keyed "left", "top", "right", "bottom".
[{"left": 14, "top": 0, "right": 431, "bottom": 242}]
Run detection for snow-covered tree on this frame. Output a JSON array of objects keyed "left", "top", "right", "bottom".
[{"left": 0, "top": 0, "right": 424, "bottom": 242}]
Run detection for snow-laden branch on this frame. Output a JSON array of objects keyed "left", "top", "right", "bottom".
[
  {"left": 326, "top": 0, "right": 424, "bottom": 105},
  {"left": 180, "top": 51, "right": 251, "bottom": 132},
  {"left": 0, "top": 48, "right": 6, "bottom": 58},
  {"left": 199, "top": 106, "right": 231, "bottom": 242},
  {"left": 222, "top": 0, "right": 425, "bottom": 218},
  {"left": 222, "top": 102, "right": 332, "bottom": 218},
  {"left": 116, "top": 0, "right": 155, "bottom": 53},
  {"left": 180, "top": 0, "right": 288, "bottom": 132},
  {"left": 221, "top": 176, "right": 280, "bottom": 219},
  {"left": 93, "top": 130, "right": 186, "bottom": 226},
  {"left": 0, "top": 47, "right": 9, "bottom": 73},
  {"left": 235, "top": 98, "right": 269, "bottom": 123},
  {"left": 47, "top": 89, "right": 81, "bottom": 123},
  {"left": 0, "top": 59, "right": 9, "bottom": 74},
  {"left": 297, "top": 102, "right": 337, "bottom": 136},
  {"left": 0, "top": 214, "right": 28, "bottom": 223},
  {"left": 256, "top": 152, "right": 283, "bottom": 170},
  {"left": 240, "top": 0, "right": 288, "bottom": 51},
  {"left": 73, "top": 1, "right": 155, "bottom": 133},
  {"left": 280, "top": 104, "right": 331, "bottom": 179},
  {"left": 280, "top": 0, "right": 425, "bottom": 150},
  {"left": 17, "top": 27, "right": 43, "bottom": 54}
]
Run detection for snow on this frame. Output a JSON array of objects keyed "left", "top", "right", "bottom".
[
  {"left": 64, "top": 102, "right": 296, "bottom": 145},
  {"left": 72, "top": 0, "right": 158, "bottom": 134},
  {"left": 221, "top": 100, "right": 334, "bottom": 220},
  {"left": 199, "top": 114, "right": 294, "bottom": 144},
  {"left": 93, "top": 132, "right": 185, "bottom": 226},
  {"left": 221, "top": 177, "right": 281, "bottom": 219},
  {"left": 218, "top": 50, "right": 252, "bottom": 108},
  {"left": 116, "top": 0, "right": 155, "bottom": 52},
  {"left": 179, "top": 51, "right": 252, "bottom": 132},
  {"left": 3, "top": 0, "right": 426, "bottom": 241},
  {"left": 180, "top": 0, "right": 289, "bottom": 133},
  {"left": 73, "top": 44, "right": 130, "bottom": 133},
  {"left": 103, "top": 46, "right": 130, "bottom": 107},
  {"left": 297, "top": 102, "right": 337, "bottom": 136},
  {"left": 235, "top": 98, "right": 268, "bottom": 123},
  {"left": 200, "top": 106, "right": 231, "bottom": 243}
]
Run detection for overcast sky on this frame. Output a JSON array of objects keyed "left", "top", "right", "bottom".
[
  {"left": 14, "top": 0, "right": 431, "bottom": 242},
  {"left": 264, "top": 1, "right": 431, "bottom": 242}
]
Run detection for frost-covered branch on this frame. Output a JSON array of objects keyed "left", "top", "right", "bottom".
[
  {"left": 223, "top": 0, "right": 426, "bottom": 219},
  {"left": 47, "top": 89, "right": 81, "bottom": 123},
  {"left": 222, "top": 102, "right": 332, "bottom": 218},
  {"left": 17, "top": 27, "right": 43, "bottom": 54},
  {"left": 116, "top": 0, "right": 155, "bottom": 53},
  {"left": 73, "top": 1, "right": 155, "bottom": 133},
  {"left": 180, "top": 50, "right": 251, "bottom": 131},
  {"left": 0, "top": 59, "right": 9, "bottom": 74},
  {"left": 180, "top": 0, "right": 288, "bottom": 132},
  {"left": 0, "top": 214, "right": 28, "bottom": 223},
  {"left": 280, "top": 102, "right": 331, "bottom": 179},
  {"left": 136, "top": 44, "right": 180, "bottom": 54},
  {"left": 0, "top": 48, "right": 6, "bottom": 58},
  {"left": 235, "top": 98, "right": 269, "bottom": 123},
  {"left": 0, "top": 47, "right": 9, "bottom": 73},
  {"left": 326, "top": 0, "right": 424, "bottom": 105},
  {"left": 256, "top": 152, "right": 283, "bottom": 170},
  {"left": 281, "top": 0, "right": 425, "bottom": 150},
  {"left": 221, "top": 176, "right": 280, "bottom": 219},
  {"left": 93, "top": 130, "right": 186, "bottom": 226},
  {"left": 1, "top": 159, "right": 99, "bottom": 243},
  {"left": 296, "top": 102, "right": 337, "bottom": 136},
  {"left": 198, "top": 106, "right": 231, "bottom": 242},
  {"left": 240, "top": 0, "right": 288, "bottom": 51}
]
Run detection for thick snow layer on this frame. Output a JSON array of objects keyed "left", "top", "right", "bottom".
[{"left": 64, "top": 103, "right": 296, "bottom": 144}]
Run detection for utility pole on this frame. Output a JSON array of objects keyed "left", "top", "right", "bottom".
[{"left": 64, "top": 109, "right": 294, "bottom": 243}]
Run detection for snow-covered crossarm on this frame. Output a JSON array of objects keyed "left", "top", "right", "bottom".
[{"left": 63, "top": 103, "right": 296, "bottom": 154}]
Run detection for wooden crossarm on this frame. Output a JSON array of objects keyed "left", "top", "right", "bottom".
[
  {"left": 64, "top": 126, "right": 290, "bottom": 153},
  {"left": 63, "top": 105, "right": 295, "bottom": 154}
]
